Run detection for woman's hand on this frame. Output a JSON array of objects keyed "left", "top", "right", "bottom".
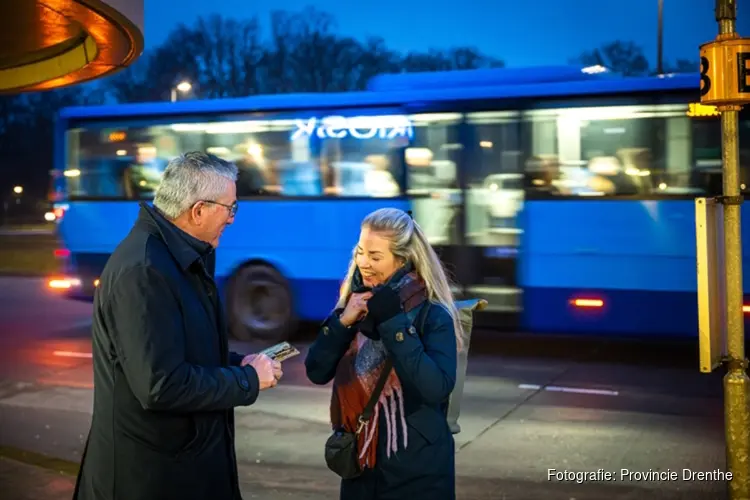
[
  {"left": 365, "top": 286, "right": 402, "bottom": 325},
  {"left": 339, "top": 292, "right": 372, "bottom": 326}
]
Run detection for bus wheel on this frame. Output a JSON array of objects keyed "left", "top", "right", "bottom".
[{"left": 227, "top": 264, "right": 296, "bottom": 343}]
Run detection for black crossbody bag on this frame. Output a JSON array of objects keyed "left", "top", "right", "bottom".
[
  {"left": 323, "top": 302, "right": 431, "bottom": 479},
  {"left": 324, "top": 358, "right": 393, "bottom": 479}
]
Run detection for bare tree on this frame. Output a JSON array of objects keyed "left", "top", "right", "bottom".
[
  {"left": 577, "top": 40, "right": 650, "bottom": 76},
  {"left": 144, "top": 24, "right": 203, "bottom": 99},
  {"left": 354, "top": 37, "right": 401, "bottom": 88},
  {"left": 0, "top": 87, "right": 90, "bottom": 197},
  {"left": 264, "top": 10, "right": 299, "bottom": 93},
  {"left": 399, "top": 46, "right": 502, "bottom": 73},
  {"left": 189, "top": 15, "right": 264, "bottom": 97},
  {"left": 664, "top": 58, "right": 697, "bottom": 74},
  {"left": 104, "top": 54, "right": 160, "bottom": 103},
  {"left": 265, "top": 7, "right": 357, "bottom": 92}
]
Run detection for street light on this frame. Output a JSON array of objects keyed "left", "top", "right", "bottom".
[
  {"left": 171, "top": 80, "right": 192, "bottom": 102},
  {"left": 657, "top": 0, "right": 664, "bottom": 74},
  {"left": 13, "top": 185, "right": 22, "bottom": 195},
  {"left": 176, "top": 81, "right": 192, "bottom": 93}
]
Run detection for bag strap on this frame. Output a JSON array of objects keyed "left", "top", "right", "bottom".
[
  {"left": 358, "top": 358, "right": 393, "bottom": 433},
  {"left": 356, "top": 303, "right": 427, "bottom": 433}
]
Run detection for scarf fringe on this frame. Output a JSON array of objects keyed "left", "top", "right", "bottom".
[{"left": 358, "top": 383, "right": 409, "bottom": 463}]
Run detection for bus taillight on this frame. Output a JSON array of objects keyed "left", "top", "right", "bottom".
[
  {"left": 48, "top": 277, "right": 81, "bottom": 289},
  {"left": 570, "top": 298, "right": 604, "bottom": 308},
  {"left": 54, "top": 248, "right": 70, "bottom": 258}
]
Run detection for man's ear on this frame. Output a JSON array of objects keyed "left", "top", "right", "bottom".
[{"left": 190, "top": 201, "right": 204, "bottom": 224}]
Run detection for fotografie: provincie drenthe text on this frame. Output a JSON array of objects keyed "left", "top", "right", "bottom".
[{"left": 548, "top": 468, "right": 732, "bottom": 483}]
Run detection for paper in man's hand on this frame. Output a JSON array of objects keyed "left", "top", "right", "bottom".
[{"left": 259, "top": 342, "right": 300, "bottom": 362}]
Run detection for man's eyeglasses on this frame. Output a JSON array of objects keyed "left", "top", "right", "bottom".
[{"left": 201, "top": 200, "right": 238, "bottom": 217}]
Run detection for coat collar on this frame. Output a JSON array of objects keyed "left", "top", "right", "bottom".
[{"left": 136, "top": 202, "right": 214, "bottom": 271}]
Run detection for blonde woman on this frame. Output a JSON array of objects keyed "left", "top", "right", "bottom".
[{"left": 305, "top": 207, "right": 462, "bottom": 500}]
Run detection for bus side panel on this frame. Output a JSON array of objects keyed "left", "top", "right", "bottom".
[
  {"left": 56, "top": 201, "right": 143, "bottom": 300},
  {"left": 58, "top": 201, "right": 140, "bottom": 254},
  {"left": 519, "top": 200, "right": 750, "bottom": 338}
]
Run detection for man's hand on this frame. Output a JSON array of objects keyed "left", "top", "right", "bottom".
[{"left": 241, "top": 353, "right": 283, "bottom": 390}]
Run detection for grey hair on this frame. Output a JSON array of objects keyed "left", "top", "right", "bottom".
[{"left": 154, "top": 151, "right": 238, "bottom": 219}]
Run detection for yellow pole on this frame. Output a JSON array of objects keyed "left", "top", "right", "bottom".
[{"left": 715, "top": 1, "right": 750, "bottom": 498}]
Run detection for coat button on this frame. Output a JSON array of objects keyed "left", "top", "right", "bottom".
[
  {"left": 241, "top": 379, "right": 249, "bottom": 390},
  {"left": 323, "top": 326, "right": 330, "bottom": 335},
  {"left": 395, "top": 331, "right": 404, "bottom": 342}
]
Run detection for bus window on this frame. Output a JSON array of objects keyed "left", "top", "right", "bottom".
[
  {"left": 169, "top": 119, "right": 314, "bottom": 197},
  {"left": 465, "top": 111, "right": 523, "bottom": 248},
  {"left": 406, "top": 113, "right": 462, "bottom": 247},
  {"left": 453, "top": 111, "right": 525, "bottom": 297},
  {"left": 691, "top": 112, "right": 750, "bottom": 196},
  {"left": 65, "top": 114, "right": 418, "bottom": 200},
  {"left": 204, "top": 119, "right": 320, "bottom": 197},
  {"left": 67, "top": 124, "right": 192, "bottom": 200},
  {"left": 318, "top": 115, "right": 407, "bottom": 197},
  {"left": 523, "top": 104, "right": 699, "bottom": 196}
]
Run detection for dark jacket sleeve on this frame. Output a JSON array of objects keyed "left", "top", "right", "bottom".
[
  {"left": 304, "top": 311, "right": 355, "bottom": 385},
  {"left": 105, "top": 265, "right": 261, "bottom": 412},
  {"left": 229, "top": 352, "right": 245, "bottom": 366},
  {"left": 379, "top": 303, "right": 457, "bottom": 405}
]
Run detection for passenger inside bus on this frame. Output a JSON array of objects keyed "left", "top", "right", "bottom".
[
  {"left": 122, "top": 146, "right": 166, "bottom": 199},
  {"left": 320, "top": 143, "right": 402, "bottom": 197},
  {"left": 361, "top": 154, "right": 400, "bottom": 197},
  {"left": 585, "top": 156, "right": 640, "bottom": 195},
  {"left": 524, "top": 155, "right": 562, "bottom": 195}
]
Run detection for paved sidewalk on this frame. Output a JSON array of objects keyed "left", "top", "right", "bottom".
[
  {"left": 0, "top": 451, "right": 337, "bottom": 500},
  {"left": 0, "top": 456, "right": 76, "bottom": 500}
]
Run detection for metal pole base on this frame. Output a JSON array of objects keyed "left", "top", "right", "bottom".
[{"left": 725, "top": 363, "right": 750, "bottom": 499}]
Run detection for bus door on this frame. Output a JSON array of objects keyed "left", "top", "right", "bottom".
[
  {"left": 405, "top": 112, "right": 521, "bottom": 323},
  {"left": 459, "top": 112, "right": 523, "bottom": 322},
  {"left": 405, "top": 113, "right": 464, "bottom": 298}
]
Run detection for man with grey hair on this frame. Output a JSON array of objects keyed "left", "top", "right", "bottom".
[{"left": 74, "top": 152, "right": 281, "bottom": 500}]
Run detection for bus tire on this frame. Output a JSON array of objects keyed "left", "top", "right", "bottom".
[{"left": 226, "top": 263, "right": 296, "bottom": 343}]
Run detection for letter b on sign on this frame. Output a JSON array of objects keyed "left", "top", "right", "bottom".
[{"left": 700, "top": 56, "right": 711, "bottom": 97}]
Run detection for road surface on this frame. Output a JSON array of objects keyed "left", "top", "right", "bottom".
[{"left": 0, "top": 276, "right": 733, "bottom": 499}]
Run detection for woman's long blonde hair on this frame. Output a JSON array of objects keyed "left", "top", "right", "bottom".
[{"left": 335, "top": 207, "right": 464, "bottom": 350}]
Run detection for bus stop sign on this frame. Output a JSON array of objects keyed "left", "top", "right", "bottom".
[{"left": 699, "top": 37, "right": 750, "bottom": 106}]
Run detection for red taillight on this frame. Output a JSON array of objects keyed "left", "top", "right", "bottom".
[
  {"left": 48, "top": 277, "right": 81, "bottom": 289},
  {"left": 54, "top": 248, "right": 70, "bottom": 258},
  {"left": 53, "top": 207, "right": 65, "bottom": 219},
  {"left": 570, "top": 298, "right": 604, "bottom": 308}
]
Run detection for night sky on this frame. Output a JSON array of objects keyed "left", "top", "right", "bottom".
[{"left": 145, "top": 0, "right": 750, "bottom": 67}]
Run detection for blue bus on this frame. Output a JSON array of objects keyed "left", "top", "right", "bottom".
[{"left": 48, "top": 65, "right": 750, "bottom": 341}]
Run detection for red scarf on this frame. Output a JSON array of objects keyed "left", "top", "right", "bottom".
[{"left": 329, "top": 270, "right": 427, "bottom": 470}]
